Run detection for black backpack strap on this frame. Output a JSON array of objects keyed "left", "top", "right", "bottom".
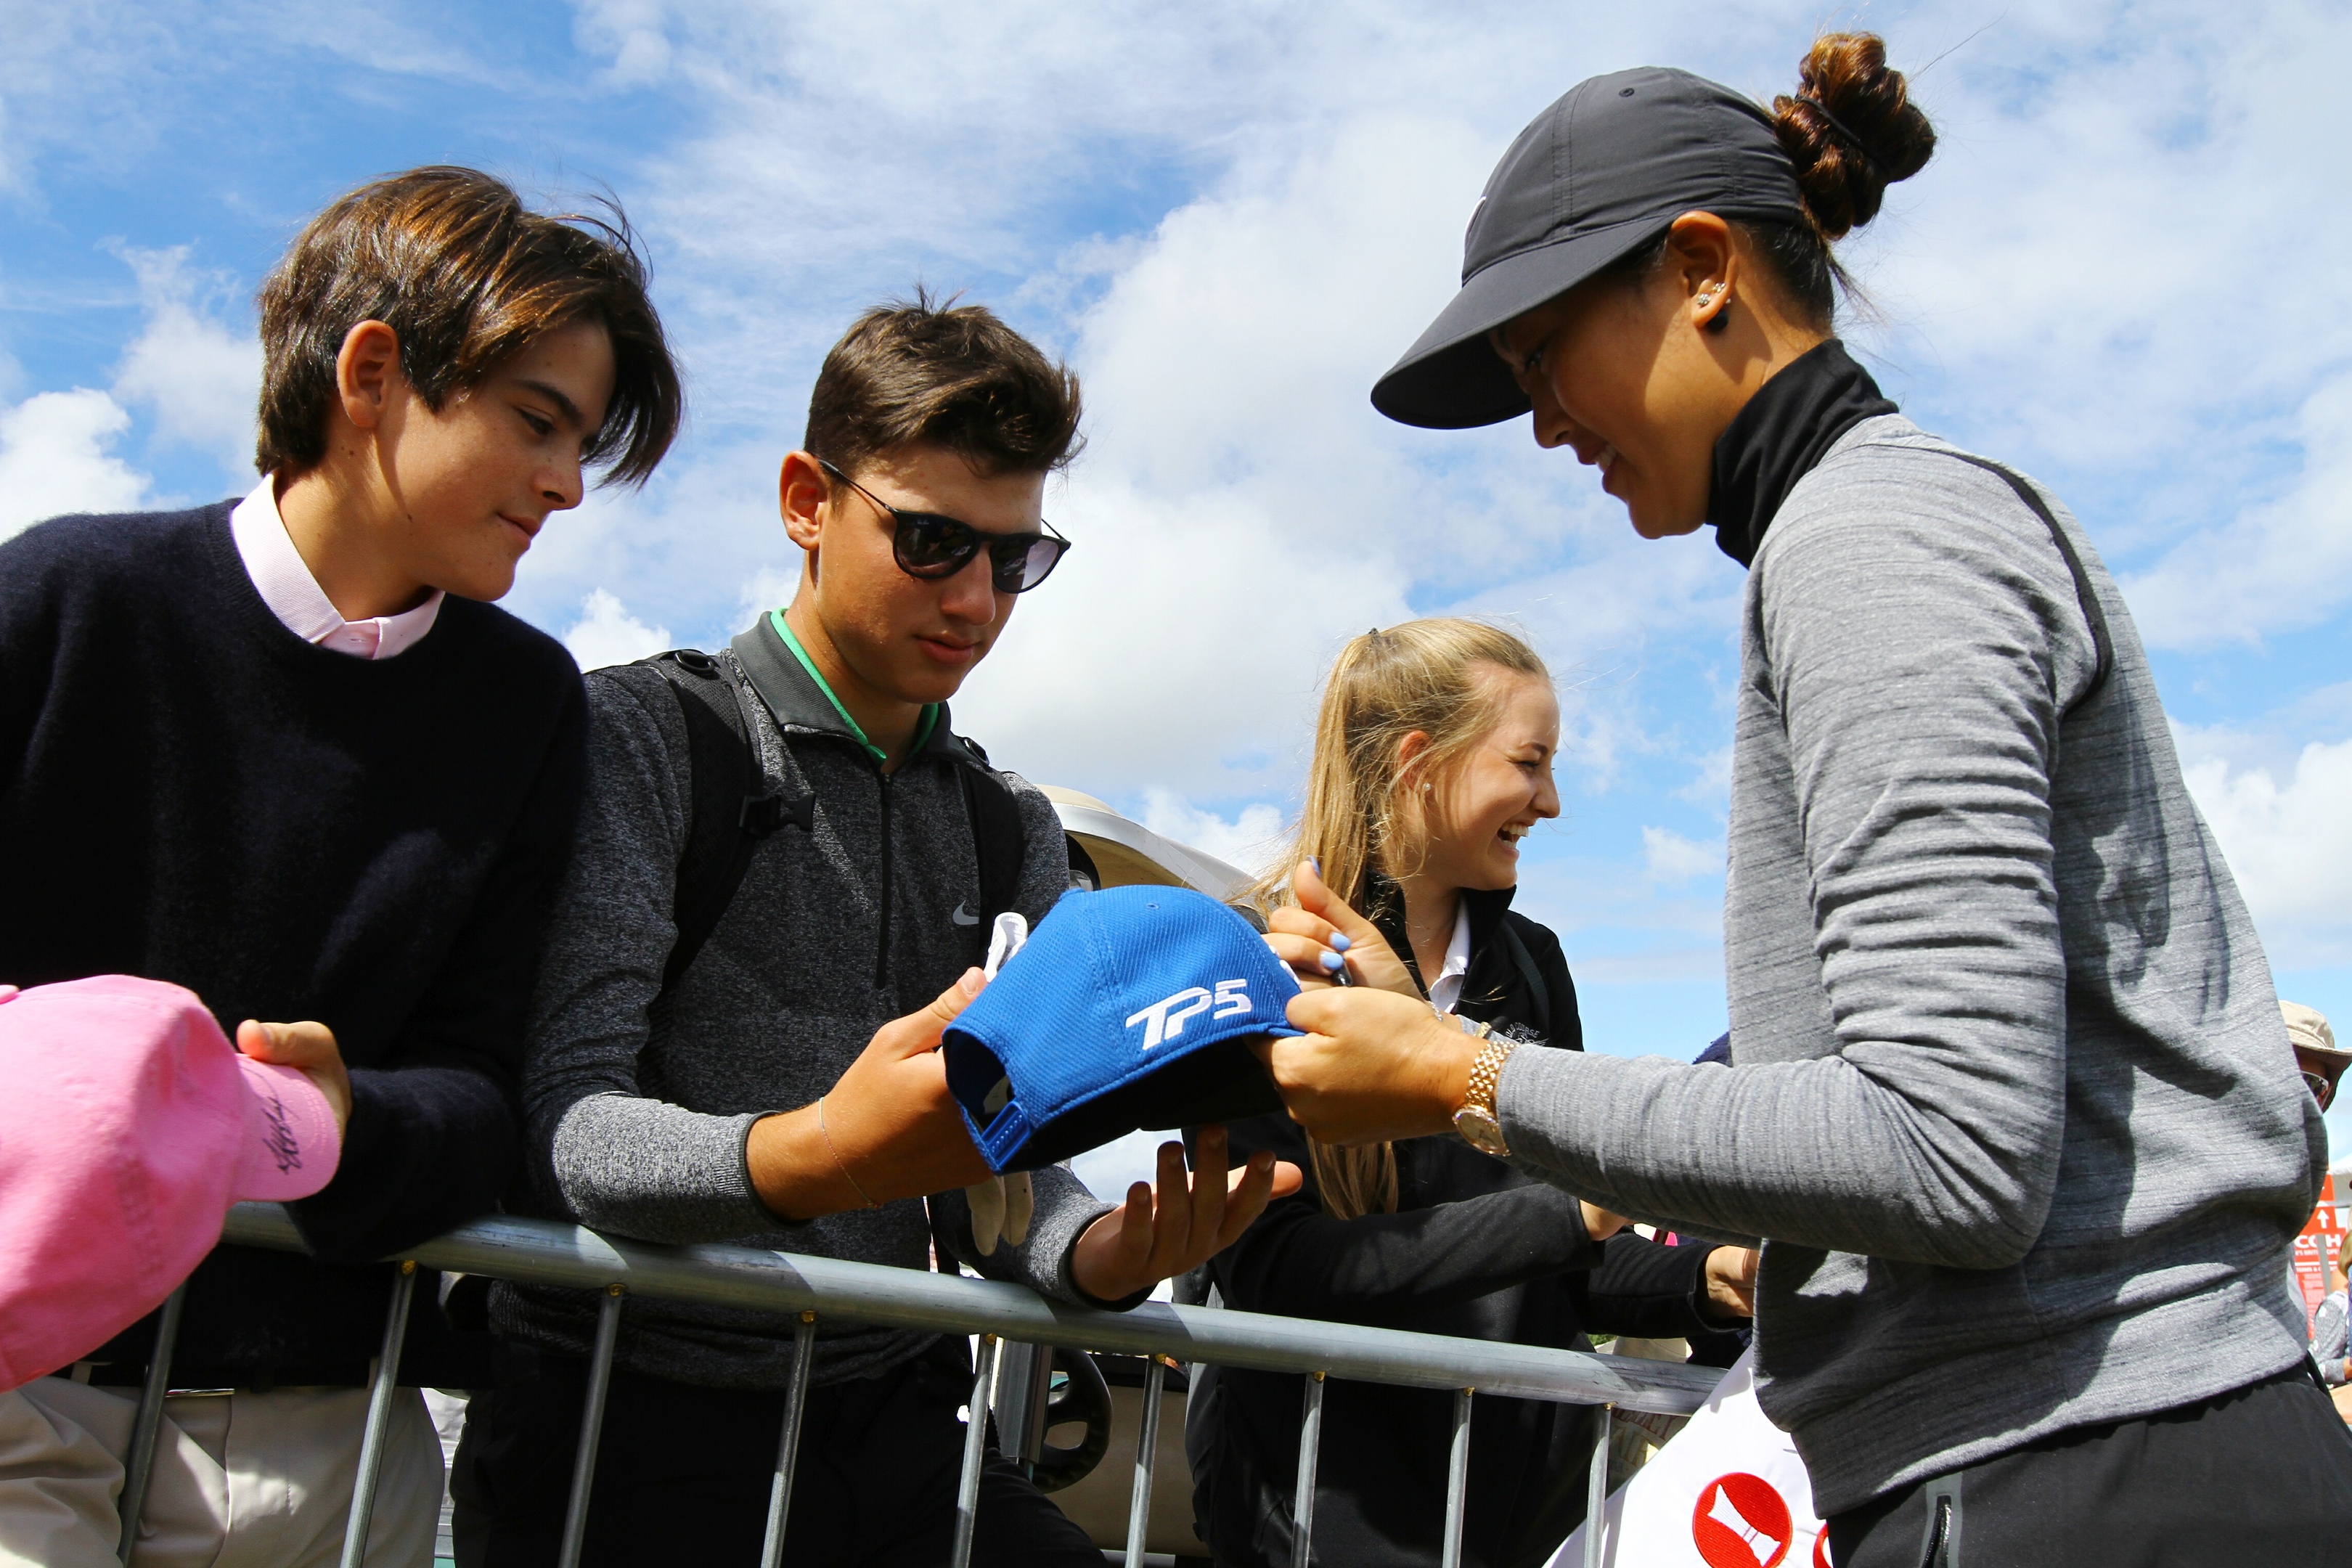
[
  {"left": 640, "top": 650, "right": 812, "bottom": 995},
  {"left": 956, "top": 759, "right": 1029, "bottom": 963},
  {"left": 1934, "top": 452, "right": 2115, "bottom": 716},
  {"left": 1494, "top": 917, "right": 1551, "bottom": 1040}
]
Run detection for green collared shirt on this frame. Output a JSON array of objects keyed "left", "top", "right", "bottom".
[{"left": 767, "top": 609, "right": 937, "bottom": 767}]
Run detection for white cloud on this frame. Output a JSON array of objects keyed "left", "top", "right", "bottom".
[
  {"left": 952, "top": 470, "right": 1411, "bottom": 799},
  {"left": 2121, "top": 369, "right": 2352, "bottom": 649},
  {"left": 1673, "top": 746, "right": 1736, "bottom": 809},
  {"left": 2180, "top": 732, "right": 2352, "bottom": 969},
  {"left": 953, "top": 105, "right": 1724, "bottom": 800},
  {"left": 1641, "top": 826, "right": 1723, "bottom": 885},
  {"left": 1136, "top": 790, "right": 1286, "bottom": 878},
  {"left": 563, "top": 589, "right": 673, "bottom": 671},
  {"left": 109, "top": 245, "right": 261, "bottom": 486},
  {"left": 10, "top": 0, "right": 2352, "bottom": 1037},
  {"left": 0, "top": 390, "right": 151, "bottom": 541},
  {"left": 574, "top": 0, "right": 673, "bottom": 85}
]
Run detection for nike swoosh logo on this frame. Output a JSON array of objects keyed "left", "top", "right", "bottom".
[{"left": 951, "top": 903, "right": 979, "bottom": 926}]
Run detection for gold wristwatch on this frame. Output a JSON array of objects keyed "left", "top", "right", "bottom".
[{"left": 1450, "top": 1016, "right": 1515, "bottom": 1158}]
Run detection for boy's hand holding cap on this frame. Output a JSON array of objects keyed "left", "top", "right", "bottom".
[{"left": 0, "top": 976, "right": 343, "bottom": 1391}]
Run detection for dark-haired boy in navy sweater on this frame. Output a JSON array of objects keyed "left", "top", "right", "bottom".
[{"left": 0, "top": 167, "right": 681, "bottom": 1568}]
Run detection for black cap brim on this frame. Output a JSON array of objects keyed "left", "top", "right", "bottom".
[{"left": 1370, "top": 217, "right": 1667, "bottom": 430}]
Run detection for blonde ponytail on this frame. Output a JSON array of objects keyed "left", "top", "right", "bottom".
[{"left": 1249, "top": 618, "right": 1549, "bottom": 1219}]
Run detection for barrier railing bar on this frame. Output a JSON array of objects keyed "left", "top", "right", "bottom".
[
  {"left": 1582, "top": 1402, "right": 1612, "bottom": 1568},
  {"left": 951, "top": 1334, "right": 1002, "bottom": 1568},
  {"left": 1292, "top": 1369, "right": 1326, "bottom": 1566},
  {"left": 338, "top": 1261, "right": 419, "bottom": 1568},
  {"left": 116, "top": 1281, "right": 187, "bottom": 1564},
  {"left": 555, "top": 1286, "right": 624, "bottom": 1568},
  {"left": 757, "top": 1312, "right": 818, "bottom": 1568},
  {"left": 1440, "top": 1387, "right": 1472, "bottom": 1568},
  {"left": 218, "top": 1207, "right": 1715, "bottom": 1417},
  {"left": 1122, "top": 1356, "right": 1166, "bottom": 1564}
]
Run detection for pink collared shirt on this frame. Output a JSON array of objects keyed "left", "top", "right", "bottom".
[{"left": 229, "top": 481, "right": 443, "bottom": 660}]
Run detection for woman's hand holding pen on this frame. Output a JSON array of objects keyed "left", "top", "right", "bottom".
[{"left": 1263, "top": 860, "right": 1420, "bottom": 997}]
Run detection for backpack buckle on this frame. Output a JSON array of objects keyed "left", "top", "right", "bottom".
[{"left": 741, "top": 790, "right": 814, "bottom": 838}]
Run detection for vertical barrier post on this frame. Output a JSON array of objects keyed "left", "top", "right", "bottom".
[
  {"left": 1440, "top": 1387, "right": 1473, "bottom": 1568},
  {"left": 950, "top": 1334, "right": 1002, "bottom": 1568},
  {"left": 1122, "top": 1356, "right": 1167, "bottom": 1565},
  {"left": 555, "top": 1285, "right": 625, "bottom": 1568},
  {"left": 1582, "top": 1402, "right": 1614, "bottom": 1568},
  {"left": 990, "top": 1339, "right": 1048, "bottom": 1468},
  {"left": 1291, "top": 1370, "right": 1326, "bottom": 1567},
  {"left": 115, "top": 1282, "right": 189, "bottom": 1564},
  {"left": 758, "top": 1312, "right": 818, "bottom": 1568},
  {"left": 338, "top": 1261, "right": 420, "bottom": 1568}
]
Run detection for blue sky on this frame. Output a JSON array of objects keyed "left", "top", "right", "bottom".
[{"left": 9, "top": 1, "right": 2352, "bottom": 1170}]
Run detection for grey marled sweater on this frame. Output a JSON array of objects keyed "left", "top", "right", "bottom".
[
  {"left": 1498, "top": 415, "right": 2321, "bottom": 1513},
  {"left": 492, "top": 613, "right": 1112, "bottom": 1389}
]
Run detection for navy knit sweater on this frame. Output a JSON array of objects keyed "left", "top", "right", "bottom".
[{"left": 0, "top": 501, "right": 585, "bottom": 1386}]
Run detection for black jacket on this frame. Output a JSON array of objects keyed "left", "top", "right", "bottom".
[{"left": 1186, "top": 887, "right": 1731, "bottom": 1568}]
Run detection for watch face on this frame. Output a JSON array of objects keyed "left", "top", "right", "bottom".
[{"left": 1453, "top": 1106, "right": 1509, "bottom": 1159}]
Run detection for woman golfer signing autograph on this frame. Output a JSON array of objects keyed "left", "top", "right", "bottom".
[{"left": 1258, "top": 34, "right": 2352, "bottom": 1566}]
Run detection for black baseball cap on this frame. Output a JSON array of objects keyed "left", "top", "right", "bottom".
[{"left": 1371, "top": 68, "right": 1808, "bottom": 430}]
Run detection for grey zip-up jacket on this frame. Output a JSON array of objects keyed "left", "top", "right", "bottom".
[
  {"left": 493, "top": 613, "right": 1116, "bottom": 1389},
  {"left": 1497, "top": 412, "right": 2320, "bottom": 1514}
]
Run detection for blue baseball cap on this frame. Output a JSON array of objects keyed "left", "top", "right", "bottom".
[{"left": 943, "top": 886, "right": 1302, "bottom": 1173}]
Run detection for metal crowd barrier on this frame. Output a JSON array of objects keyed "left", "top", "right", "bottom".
[{"left": 117, "top": 1204, "right": 1722, "bottom": 1568}]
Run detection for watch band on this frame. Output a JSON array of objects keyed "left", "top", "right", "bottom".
[{"left": 1458, "top": 1019, "right": 1512, "bottom": 1121}]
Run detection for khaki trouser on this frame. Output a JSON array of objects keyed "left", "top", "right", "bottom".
[{"left": 0, "top": 1376, "right": 442, "bottom": 1567}]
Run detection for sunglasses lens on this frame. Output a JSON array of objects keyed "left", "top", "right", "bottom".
[
  {"left": 996, "top": 535, "right": 1068, "bottom": 593},
  {"left": 2307, "top": 1071, "right": 2335, "bottom": 1108},
  {"left": 894, "top": 514, "right": 978, "bottom": 577},
  {"left": 891, "top": 507, "right": 1067, "bottom": 592}
]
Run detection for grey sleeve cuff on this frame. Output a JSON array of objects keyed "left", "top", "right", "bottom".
[
  {"left": 548, "top": 1093, "right": 784, "bottom": 1244},
  {"left": 931, "top": 1167, "right": 1125, "bottom": 1309}
]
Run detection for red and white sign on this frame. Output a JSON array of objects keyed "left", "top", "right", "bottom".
[
  {"left": 1548, "top": 1350, "right": 1826, "bottom": 1568},
  {"left": 2293, "top": 1175, "right": 2343, "bottom": 1336},
  {"left": 1692, "top": 1472, "right": 1792, "bottom": 1567}
]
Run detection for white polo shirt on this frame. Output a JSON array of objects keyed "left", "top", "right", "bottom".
[{"left": 1425, "top": 902, "right": 1474, "bottom": 1016}]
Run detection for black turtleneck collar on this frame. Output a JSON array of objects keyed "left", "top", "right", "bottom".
[{"left": 1704, "top": 338, "right": 1896, "bottom": 568}]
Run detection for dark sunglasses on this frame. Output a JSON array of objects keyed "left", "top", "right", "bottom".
[
  {"left": 2306, "top": 1070, "right": 2336, "bottom": 1111},
  {"left": 817, "top": 459, "right": 1071, "bottom": 594}
]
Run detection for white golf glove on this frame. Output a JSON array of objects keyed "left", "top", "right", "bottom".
[{"left": 966, "top": 912, "right": 1033, "bottom": 1257}]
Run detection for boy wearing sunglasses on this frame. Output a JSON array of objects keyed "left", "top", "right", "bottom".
[{"left": 454, "top": 297, "right": 1281, "bottom": 1566}]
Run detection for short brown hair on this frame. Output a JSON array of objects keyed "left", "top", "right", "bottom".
[
  {"left": 804, "top": 291, "right": 1082, "bottom": 480},
  {"left": 254, "top": 166, "right": 682, "bottom": 486}
]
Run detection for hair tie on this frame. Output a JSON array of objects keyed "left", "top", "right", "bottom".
[{"left": 1794, "top": 94, "right": 1889, "bottom": 178}]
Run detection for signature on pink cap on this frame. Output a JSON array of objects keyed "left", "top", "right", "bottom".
[{"left": 0, "top": 976, "right": 343, "bottom": 1390}]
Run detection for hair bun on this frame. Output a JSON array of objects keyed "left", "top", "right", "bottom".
[{"left": 1771, "top": 32, "right": 1936, "bottom": 240}]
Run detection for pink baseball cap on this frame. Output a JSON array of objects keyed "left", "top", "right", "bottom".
[{"left": 0, "top": 975, "right": 343, "bottom": 1390}]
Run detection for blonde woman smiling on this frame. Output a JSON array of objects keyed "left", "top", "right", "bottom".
[{"left": 1185, "top": 619, "right": 1756, "bottom": 1568}]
